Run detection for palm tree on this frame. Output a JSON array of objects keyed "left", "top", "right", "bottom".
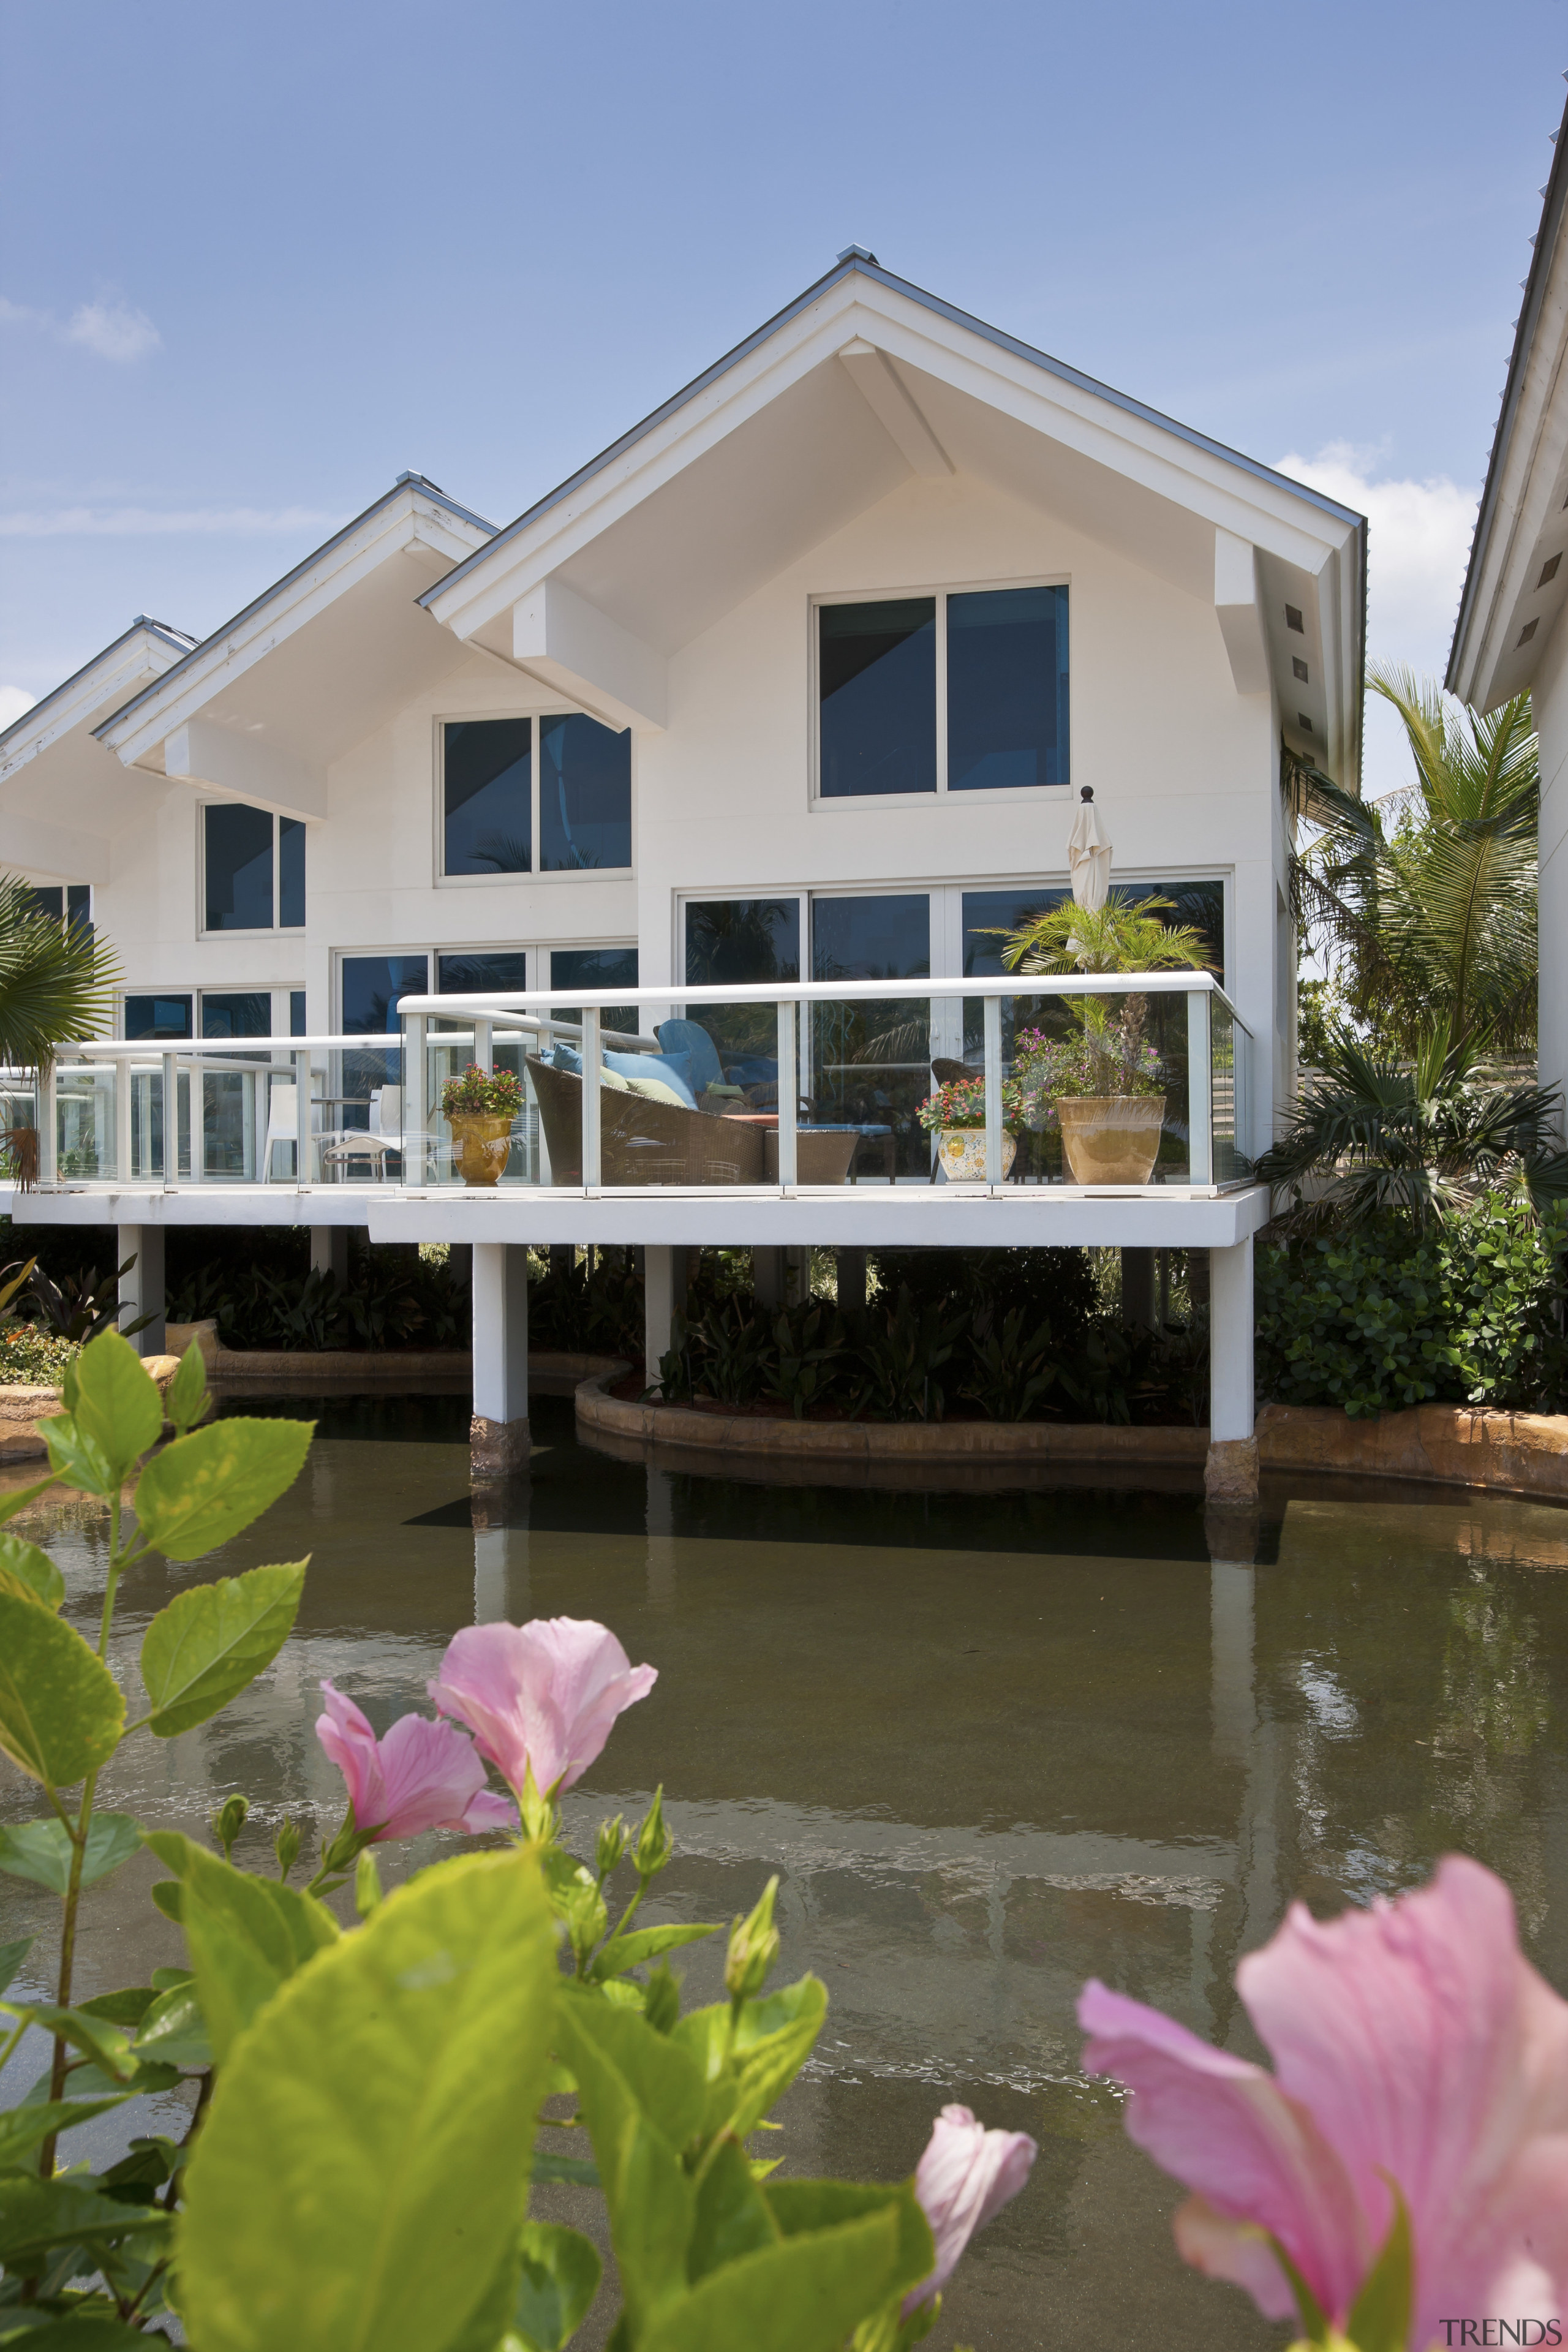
[
  {"left": 1256, "top": 1023, "right": 1568, "bottom": 1232},
  {"left": 995, "top": 892, "right": 1212, "bottom": 977},
  {"left": 0, "top": 878, "right": 119, "bottom": 1069},
  {"left": 1290, "top": 666, "right": 1537, "bottom": 1059}
]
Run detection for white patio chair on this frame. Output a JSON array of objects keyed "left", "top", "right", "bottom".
[
  {"left": 318, "top": 1084, "right": 401, "bottom": 1183},
  {"left": 261, "top": 1082, "right": 300, "bottom": 1182}
]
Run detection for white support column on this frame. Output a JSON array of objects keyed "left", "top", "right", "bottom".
[
  {"left": 775, "top": 1001, "right": 797, "bottom": 1188},
  {"left": 37, "top": 1061, "right": 56, "bottom": 1188},
  {"left": 116, "top": 1224, "right": 165, "bottom": 1357},
  {"left": 580, "top": 1008, "right": 601, "bottom": 1188},
  {"left": 293, "top": 1052, "right": 314, "bottom": 1186},
  {"left": 311, "top": 1227, "right": 349, "bottom": 1286},
  {"left": 160, "top": 1053, "right": 178, "bottom": 1189},
  {"left": 644, "top": 1245, "right": 687, "bottom": 1384},
  {"left": 113, "top": 1057, "right": 131, "bottom": 1187},
  {"left": 470, "top": 1240, "right": 530, "bottom": 1479},
  {"left": 984, "top": 995, "right": 1005, "bottom": 1184},
  {"left": 1206, "top": 1236, "right": 1257, "bottom": 1501},
  {"left": 403, "top": 1011, "right": 426, "bottom": 1188}
]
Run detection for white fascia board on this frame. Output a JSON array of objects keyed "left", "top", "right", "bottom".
[
  {"left": 511, "top": 578, "right": 667, "bottom": 731},
  {"left": 165, "top": 716, "right": 326, "bottom": 822},
  {"left": 0, "top": 625, "right": 190, "bottom": 786},
  {"left": 836, "top": 338, "right": 953, "bottom": 477},
  {"left": 1213, "top": 531, "right": 1269, "bottom": 695},
  {"left": 98, "top": 488, "right": 492, "bottom": 770},
  {"left": 1449, "top": 282, "right": 1568, "bottom": 709},
  {"left": 0, "top": 812, "right": 111, "bottom": 884}
]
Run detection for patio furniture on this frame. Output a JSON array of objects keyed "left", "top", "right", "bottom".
[
  {"left": 527, "top": 1056, "right": 764, "bottom": 1186},
  {"left": 652, "top": 1019, "right": 748, "bottom": 1109},
  {"left": 721, "top": 1112, "right": 859, "bottom": 1185}
]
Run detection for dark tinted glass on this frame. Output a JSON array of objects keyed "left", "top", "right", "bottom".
[
  {"left": 684, "top": 899, "right": 800, "bottom": 987},
  {"left": 551, "top": 946, "right": 639, "bottom": 1038},
  {"left": 437, "top": 952, "right": 531, "bottom": 995},
  {"left": 66, "top": 883, "right": 91, "bottom": 932},
  {"left": 538, "top": 715, "right": 631, "bottom": 871},
  {"left": 811, "top": 894, "right": 930, "bottom": 1177},
  {"left": 961, "top": 886, "right": 1069, "bottom": 979},
  {"left": 201, "top": 992, "right": 271, "bottom": 1039},
  {"left": 444, "top": 719, "right": 531, "bottom": 875},
  {"left": 124, "top": 995, "right": 192, "bottom": 1041},
  {"left": 818, "top": 599, "right": 935, "bottom": 797},
  {"left": 279, "top": 818, "right": 306, "bottom": 926},
  {"left": 812, "top": 894, "right": 930, "bottom": 983},
  {"left": 205, "top": 802, "right": 274, "bottom": 930},
  {"left": 341, "top": 954, "right": 427, "bottom": 1096},
  {"left": 948, "top": 585, "right": 1069, "bottom": 790},
  {"left": 26, "top": 888, "right": 63, "bottom": 921},
  {"left": 290, "top": 991, "right": 307, "bottom": 1036}
]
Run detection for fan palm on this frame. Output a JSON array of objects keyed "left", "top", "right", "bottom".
[
  {"left": 1256, "top": 1022, "right": 1568, "bottom": 1233},
  {"left": 995, "top": 892, "right": 1212, "bottom": 976},
  {"left": 0, "top": 876, "right": 118, "bottom": 1069},
  {"left": 1291, "top": 666, "right": 1537, "bottom": 1057}
]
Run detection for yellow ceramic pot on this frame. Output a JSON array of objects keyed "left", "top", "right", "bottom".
[
  {"left": 937, "top": 1128, "right": 1018, "bottom": 1182},
  {"left": 1055, "top": 1096, "right": 1164, "bottom": 1185},
  {"left": 447, "top": 1110, "right": 514, "bottom": 1187}
]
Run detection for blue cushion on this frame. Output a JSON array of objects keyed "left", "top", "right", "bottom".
[
  {"left": 655, "top": 1019, "right": 724, "bottom": 1093},
  {"left": 546, "top": 1041, "right": 583, "bottom": 1076},
  {"left": 605, "top": 1047, "right": 698, "bottom": 1110},
  {"left": 726, "top": 1055, "right": 778, "bottom": 1087}
]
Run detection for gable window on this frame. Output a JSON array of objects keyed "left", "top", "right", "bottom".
[
  {"left": 815, "top": 582, "right": 1069, "bottom": 801},
  {"left": 203, "top": 803, "right": 306, "bottom": 932},
  {"left": 440, "top": 714, "right": 632, "bottom": 879}
]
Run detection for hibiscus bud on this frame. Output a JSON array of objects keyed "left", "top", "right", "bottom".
[
  {"left": 211, "top": 1793, "right": 249, "bottom": 1862},
  {"left": 725, "top": 1875, "right": 781, "bottom": 2004},
  {"left": 596, "top": 1814, "right": 628, "bottom": 1879},
  {"left": 633, "top": 1787, "right": 673, "bottom": 1880},
  {"left": 355, "top": 1850, "right": 383, "bottom": 1920},
  {"left": 643, "top": 1962, "right": 681, "bottom": 2035},
  {"left": 274, "top": 1819, "right": 303, "bottom": 1882}
]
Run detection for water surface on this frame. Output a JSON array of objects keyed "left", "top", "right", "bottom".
[{"left": 7, "top": 1393, "right": 1568, "bottom": 2347}]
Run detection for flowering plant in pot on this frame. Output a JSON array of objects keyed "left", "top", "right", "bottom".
[
  {"left": 440, "top": 1062, "right": 524, "bottom": 1187},
  {"left": 916, "top": 1071, "right": 1027, "bottom": 1182}
]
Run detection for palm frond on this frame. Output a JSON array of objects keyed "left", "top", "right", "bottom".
[{"left": 0, "top": 876, "right": 120, "bottom": 1073}]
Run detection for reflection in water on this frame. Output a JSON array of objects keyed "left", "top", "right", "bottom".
[{"left": 6, "top": 1401, "right": 1568, "bottom": 2347}]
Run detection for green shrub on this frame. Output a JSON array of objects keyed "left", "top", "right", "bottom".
[
  {"left": 0, "top": 1323, "right": 79, "bottom": 1385},
  {"left": 1256, "top": 1198, "right": 1568, "bottom": 1417}
]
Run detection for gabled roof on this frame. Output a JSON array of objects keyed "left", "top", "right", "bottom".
[
  {"left": 420, "top": 252, "right": 1366, "bottom": 783},
  {"left": 0, "top": 616, "right": 195, "bottom": 769}
]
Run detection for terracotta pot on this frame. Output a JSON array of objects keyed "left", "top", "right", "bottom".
[
  {"left": 1055, "top": 1096, "right": 1164, "bottom": 1185},
  {"left": 447, "top": 1109, "right": 514, "bottom": 1187},
  {"left": 937, "top": 1128, "right": 1018, "bottom": 1182}
]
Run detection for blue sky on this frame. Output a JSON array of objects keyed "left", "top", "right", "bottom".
[{"left": 2, "top": 0, "right": 1563, "bottom": 792}]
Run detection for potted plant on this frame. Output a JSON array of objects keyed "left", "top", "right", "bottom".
[
  {"left": 441, "top": 1061, "right": 524, "bottom": 1186},
  {"left": 997, "top": 894, "right": 1210, "bottom": 1186},
  {"left": 916, "top": 1070, "right": 1027, "bottom": 1182}
]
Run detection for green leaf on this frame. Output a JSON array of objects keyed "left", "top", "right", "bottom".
[
  {"left": 167, "top": 1333, "right": 212, "bottom": 1434},
  {"left": 1344, "top": 2189, "right": 1414, "bottom": 2352},
  {"left": 139, "top": 1559, "right": 308, "bottom": 1737},
  {"left": 636, "top": 2193, "right": 934, "bottom": 2352},
  {"left": 674, "top": 1973, "right": 828, "bottom": 2139},
  {"left": 0, "top": 1529, "right": 64, "bottom": 1608},
  {"left": 150, "top": 1878, "right": 183, "bottom": 1922},
  {"left": 513, "top": 2221, "right": 603, "bottom": 2352},
  {"left": 559, "top": 1985, "right": 709, "bottom": 2147},
  {"left": 0, "top": 1810, "right": 140, "bottom": 1894},
  {"left": 0, "top": 2312, "right": 157, "bottom": 2345},
  {"left": 0, "top": 2173, "right": 173, "bottom": 2274},
  {"left": 0, "top": 1471, "right": 59, "bottom": 1526},
  {"left": 0, "top": 1932, "right": 31, "bottom": 1996},
  {"left": 589, "top": 1920, "right": 722, "bottom": 1981},
  {"left": 70, "top": 1329, "right": 165, "bottom": 1484},
  {"left": 133, "top": 1976, "right": 212, "bottom": 2067},
  {"left": 530, "top": 2147, "right": 600, "bottom": 2187},
  {"left": 0, "top": 1589, "right": 124, "bottom": 1786},
  {"left": 141, "top": 1831, "right": 336, "bottom": 2063},
  {"left": 43, "top": 1412, "right": 119, "bottom": 1499},
  {"left": 554, "top": 1996, "right": 695, "bottom": 2335},
  {"left": 0, "top": 2094, "right": 132, "bottom": 2166},
  {"left": 78, "top": 1984, "right": 156, "bottom": 2028},
  {"left": 688, "top": 2134, "right": 780, "bottom": 2282},
  {"left": 179, "top": 1847, "right": 559, "bottom": 2352},
  {"left": 132, "top": 1417, "right": 313, "bottom": 1562},
  {"left": 0, "top": 2000, "right": 137, "bottom": 2080}
]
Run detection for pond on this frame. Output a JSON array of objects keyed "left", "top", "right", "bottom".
[{"left": 6, "top": 1390, "right": 1568, "bottom": 2347}]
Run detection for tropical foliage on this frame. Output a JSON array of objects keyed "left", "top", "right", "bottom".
[
  {"left": 440, "top": 1062, "right": 524, "bottom": 1118},
  {"left": 1012, "top": 1006, "right": 1167, "bottom": 1116},
  {"left": 993, "top": 892, "right": 1212, "bottom": 978},
  {"left": 0, "top": 874, "right": 118, "bottom": 1075}
]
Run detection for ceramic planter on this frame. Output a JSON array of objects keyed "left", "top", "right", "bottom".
[
  {"left": 937, "top": 1128, "right": 1018, "bottom": 1182},
  {"left": 1055, "top": 1096, "right": 1164, "bottom": 1185},
  {"left": 447, "top": 1109, "right": 514, "bottom": 1187}
]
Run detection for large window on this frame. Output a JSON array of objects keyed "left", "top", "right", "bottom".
[
  {"left": 816, "top": 583, "right": 1069, "bottom": 800},
  {"left": 26, "top": 884, "right": 91, "bottom": 930},
  {"left": 124, "top": 994, "right": 192, "bottom": 1041},
  {"left": 549, "top": 946, "right": 639, "bottom": 1038},
  {"left": 203, "top": 804, "right": 306, "bottom": 932},
  {"left": 440, "top": 715, "right": 632, "bottom": 878}
]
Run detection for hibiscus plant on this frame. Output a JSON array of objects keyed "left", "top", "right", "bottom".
[
  {"left": 0, "top": 1328, "right": 1034, "bottom": 2348},
  {"left": 441, "top": 1062, "right": 526, "bottom": 1120}
]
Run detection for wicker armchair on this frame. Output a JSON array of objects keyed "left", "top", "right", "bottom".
[{"left": 527, "top": 1057, "right": 765, "bottom": 1186}]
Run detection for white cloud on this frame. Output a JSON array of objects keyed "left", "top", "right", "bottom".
[
  {"left": 64, "top": 300, "right": 160, "bottom": 363},
  {"left": 1275, "top": 441, "right": 1482, "bottom": 798},
  {"left": 0, "top": 505, "right": 344, "bottom": 538},
  {"left": 0, "top": 289, "right": 162, "bottom": 364},
  {"left": 0, "top": 687, "right": 37, "bottom": 733}
]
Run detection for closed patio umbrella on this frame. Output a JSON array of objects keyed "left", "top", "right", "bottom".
[{"left": 1067, "top": 785, "right": 1112, "bottom": 910}]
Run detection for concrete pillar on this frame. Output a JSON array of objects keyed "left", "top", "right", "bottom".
[
  {"left": 1121, "top": 1246, "right": 1156, "bottom": 1330},
  {"left": 835, "top": 1246, "right": 868, "bottom": 1314},
  {"left": 310, "top": 1226, "right": 349, "bottom": 1286},
  {"left": 116, "top": 1225, "right": 165, "bottom": 1357},
  {"left": 470, "top": 1241, "right": 529, "bottom": 1479},
  {"left": 1205, "top": 1237, "right": 1257, "bottom": 1502},
  {"left": 754, "top": 1246, "right": 805, "bottom": 1311},
  {"left": 644, "top": 1245, "right": 688, "bottom": 1384}
]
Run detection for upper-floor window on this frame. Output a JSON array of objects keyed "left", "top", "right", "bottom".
[
  {"left": 440, "top": 714, "right": 632, "bottom": 879},
  {"left": 26, "top": 884, "right": 92, "bottom": 930},
  {"left": 816, "top": 583, "right": 1069, "bottom": 800},
  {"left": 203, "top": 803, "right": 305, "bottom": 932}
]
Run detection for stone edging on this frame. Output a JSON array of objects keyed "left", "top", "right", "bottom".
[
  {"left": 0, "top": 1355, "right": 183, "bottom": 1463},
  {"left": 576, "top": 1374, "right": 1568, "bottom": 1501}
]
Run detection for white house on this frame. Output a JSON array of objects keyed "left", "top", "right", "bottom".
[{"left": 0, "top": 250, "right": 1366, "bottom": 1496}]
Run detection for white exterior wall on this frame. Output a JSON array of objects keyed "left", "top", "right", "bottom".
[
  {"left": 1534, "top": 604, "right": 1568, "bottom": 1111},
  {"left": 85, "top": 472, "right": 1278, "bottom": 1152}
]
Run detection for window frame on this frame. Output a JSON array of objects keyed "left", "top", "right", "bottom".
[
  {"left": 198, "top": 801, "right": 306, "bottom": 938},
  {"left": 808, "top": 573, "right": 1072, "bottom": 810},
  {"left": 434, "top": 711, "right": 636, "bottom": 888}
]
